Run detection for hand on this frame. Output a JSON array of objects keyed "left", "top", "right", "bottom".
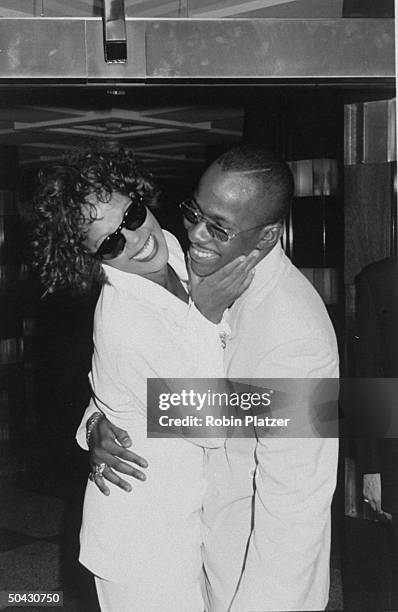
[
  {"left": 188, "top": 250, "right": 259, "bottom": 323},
  {"left": 89, "top": 414, "right": 148, "bottom": 496},
  {"left": 363, "top": 473, "right": 382, "bottom": 513}
]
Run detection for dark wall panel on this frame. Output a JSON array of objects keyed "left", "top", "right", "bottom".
[{"left": 344, "top": 163, "right": 392, "bottom": 284}]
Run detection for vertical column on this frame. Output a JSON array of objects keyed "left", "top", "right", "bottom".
[
  {"left": 344, "top": 99, "right": 396, "bottom": 378},
  {"left": 344, "top": 98, "right": 396, "bottom": 519},
  {"left": 0, "top": 146, "right": 23, "bottom": 472},
  {"left": 344, "top": 98, "right": 396, "bottom": 284}
]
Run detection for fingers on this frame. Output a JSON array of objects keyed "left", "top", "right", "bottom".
[
  {"left": 186, "top": 252, "right": 199, "bottom": 285},
  {"left": 117, "top": 447, "right": 149, "bottom": 468},
  {"left": 107, "top": 456, "right": 147, "bottom": 480},
  {"left": 109, "top": 423, "right": 132, "bottom": 448},
  {"left": 228, "top": 250, "right": 260, "bottom": 272},
  {"left": 96, "top": 439, "right": 148, "bottom": 469},
  {"left": 194, "top": 256, "right": 247, "bottom": 287},
  {"left": 92, "top": 420, "right": 149, "bottom": 468},
  {"left": 222, "top": 260, "right": 256, "bottom": 294},
  {"left": 190, "top": 254, "right": 257, "bottom": 294},
  {"left": 89, "top": 457, "right": 147, "bottom": 495},
  {"left": 90, "top": 471, "right": 110, "bottom": 495},
  {"left": 221, "top": 254, "right": 258, "bottom": 285},
  {"left": 101, "top": 465, "right": 133, "bottom": 492},
  {"left": 207, "top": 258, "right": 250, "bottom": 292},
  {"left": 90, "top": 443, "right": 148, "bottom": 489},
  {"left": 186, "top": 252, "right": 193, "bottom": 276},
  {"left": 90, "top": 446, "right": 147, "bottom": 480},
  {"left": 218, "top": 255, "right": 247, "bottom": 277},
  {"left": 234, "top": 268, "right": 256, "bottom": 298},
  {"left": 90, "top": 467, "right": 131, "bottom": 495},
  {"left": 245, "top": 249, "right": 261, "bottom": 270},
  {"left": 88, "top": 416, "right": 149, "bottom": 495}
]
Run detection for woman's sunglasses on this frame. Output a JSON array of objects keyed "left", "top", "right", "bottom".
[{"left": 95, "top": 197, "right": 147, "bottom": 260}]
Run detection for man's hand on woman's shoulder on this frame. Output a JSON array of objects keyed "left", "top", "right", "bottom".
[{"left": 188, "top": 250, "right": 259, "bottom": 323}]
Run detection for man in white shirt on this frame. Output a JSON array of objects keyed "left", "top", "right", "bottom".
[{"left": 86, "top": 145, "right": 339, "bottom": 611}]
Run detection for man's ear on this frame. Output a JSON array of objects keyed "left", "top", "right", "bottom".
[{"left": 256, "top": 223, "right": 283, "bottom": 250}]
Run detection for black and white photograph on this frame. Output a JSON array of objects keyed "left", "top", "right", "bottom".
[{"left": 0, "top": 1, "right": 395, "bottom": 611}]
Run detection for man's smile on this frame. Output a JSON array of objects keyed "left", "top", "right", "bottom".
[{"left": 189, "top": 243, "right": 219, "bottom": 261}]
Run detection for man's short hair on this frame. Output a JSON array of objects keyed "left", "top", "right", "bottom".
[{"left": 216, "top": 145, "right": 294, "bottom": 223}]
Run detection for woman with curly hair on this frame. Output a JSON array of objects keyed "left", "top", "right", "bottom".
[{"left": 33, "top": 147, "right": 255, "bottom": 612}]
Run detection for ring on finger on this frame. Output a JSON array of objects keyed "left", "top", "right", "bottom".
[{"left": 93, "top": 462, "right": 107, "bottom": 477}]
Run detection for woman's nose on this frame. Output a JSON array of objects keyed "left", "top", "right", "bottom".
[{"left": 121, "top": 226, "right": 142, "bottom": 248}]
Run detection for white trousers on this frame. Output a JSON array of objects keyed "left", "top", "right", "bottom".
[
  {"left": 81, "top": 439, "right": 207, "bottom": 612},
  {"left": 202, "top": 439, "right": 336, "bottom": 612},
  {"left": 95, "top": 575, "right": 204, "bottom": 612}
]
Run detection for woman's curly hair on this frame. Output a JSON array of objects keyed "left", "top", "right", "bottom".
[{"left": 32, "top": 146, "right": 160, "bottom": 295}]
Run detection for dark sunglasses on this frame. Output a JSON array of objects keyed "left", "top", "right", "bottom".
[
  {"left": 95, "top": 197, "right": 147, "bottom": 260},
  {"left": 179, "top": 198, "right": 266, "bottom": 243}
]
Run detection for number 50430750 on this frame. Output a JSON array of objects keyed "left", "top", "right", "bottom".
[{"left": 4, "top": 591, "right": 63, "bottom": 606}]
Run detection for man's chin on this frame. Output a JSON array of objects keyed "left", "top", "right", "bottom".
[{"left": 190, "top": 259, "right": 220, "bottom": 277}]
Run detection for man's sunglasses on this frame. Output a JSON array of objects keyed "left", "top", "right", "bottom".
[
  {"left": 95, "top": 197, "right": 147, "bottom": 260},
  {"left": 179, "top": 198, "right": 266, "bottom": 243}
]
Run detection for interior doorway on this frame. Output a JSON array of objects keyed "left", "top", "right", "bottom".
[{"left": 0, "top": 81, "right": 395, "bottom": 611}]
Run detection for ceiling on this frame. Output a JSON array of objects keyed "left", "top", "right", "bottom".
[
  {"left": 0, "top": 81, "right": 394, "bottom": 180},
  {"left": 0, "top": 0, "right": 394, "bottom": 18},
  {"left": 0, "top": 0, "right": 345, "bottom": 18},
  {"left": 0, "top": 103, "right": 244, "bottom": 179},
  {"left": 0, "top": 0, "right": 393, "bottom": 178}
]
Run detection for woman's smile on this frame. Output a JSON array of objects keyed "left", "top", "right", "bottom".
[{"left": 130, "top": 234, "right": 158, "bottom": 262}]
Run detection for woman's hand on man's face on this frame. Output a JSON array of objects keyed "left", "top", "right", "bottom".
[
  {"left": 88, "top": 415, "right": 148, "bottom": 495},
  {"left": 187, "top": 249, "right": 259, "bottom": 323}
]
